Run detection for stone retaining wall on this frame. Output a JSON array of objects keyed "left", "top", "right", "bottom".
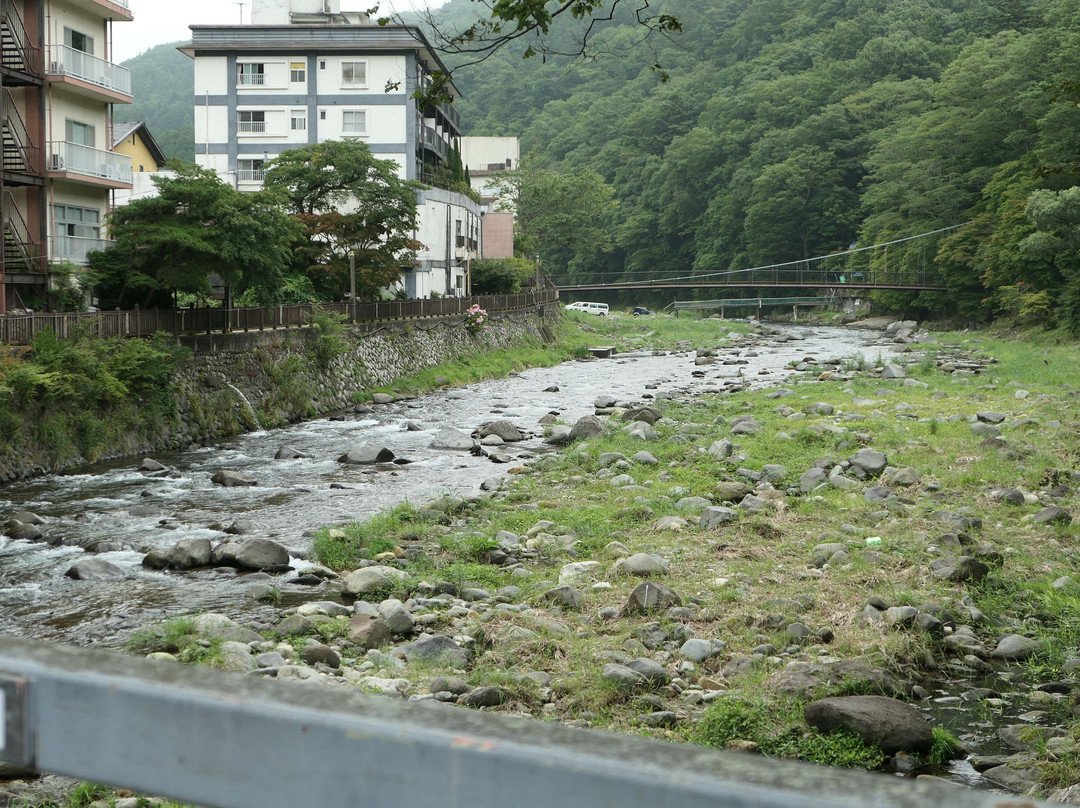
[
  {"left": 170, "top": 307, "right": 555, "bottom": 449},
  {"left": 0, "top": 307, "right": 556, "bottom": 481}
]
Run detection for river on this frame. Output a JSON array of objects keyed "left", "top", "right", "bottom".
[{"left": 0, "top": 325, "right": 878, "bottom": 647}]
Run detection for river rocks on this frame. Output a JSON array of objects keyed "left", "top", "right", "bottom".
[
  {"left": 348, "top": 613, "right": 392, "bottom": 649},
  {"left": 1033, "top": 505, "right": 1072, "bottom": 525},
  {"left": 730, "top": 416, "right": 762, "bottom": 435},
  {"left": 219, "top": 641, "right": 256, "bottom": 672},
  {"left": 804, "top": 696, "right": 933, "bottom": 754},
  {"left": 459, "top": 686, "right": 506, "bottom": 708},
  {"left": 715, "top": 481, "right": 754, "bottom": 502},
  {"left": 990, "top": 634, "right": 1044, "bottom": 661},
  {"left": 622, "top": 581, "right": 682, "bottom": 615},
  {"left": 398, "top": 634, "right": 469, "bottom": 668},
  {"left": 211, "top": 470, "right": 258, "bottom": 487},
  {"left": 767, "top": 659, "right": 908, "bottom": 698},
  {"left": 339, "top": 445, "right": 396, "bottom": 463},
  {"left": 228, "top": 538, "right": 291, "bottom": 571},
  {"left": 275, "top": 445, "right": 311, "bottom": 460},
  {"left": 847, "top": 449, "right": 887, "bottom": 477},
  {"left": 708, "top": 438, "right": 734, "bottom": 459},
  {"left": 990, "top": 488, "right": 1026, "bottom": 506},
  {"left": 700, "top": 506, "right": 737, "bottom": 530},
  {"left": 614, "top": 553, "right": 670, "bottom": 577},
  {"left": 143, "top": 538, "right": 213, "bottom": 570},
  {"left": 930, "top": 556, "right": 989, "bottom": 583},
  {"left": 680, "top": 638, "right": 725, "bottom": 663},
  {"left": 602, "top": 663, "right": 648, "bottom": 692},
  {"left": 543, "top": 425, "right": 572, "bottom": 445},
  {"left": 540, "top": 585, "right": 584, "bottom": 610},
  {"left": 371, "top": 393, "right": 395, "bottom": 404},
  {"left": 343, "top": 565, "right": 407, "bottom": 597},
  {"left": 981, "top": 762, "right": 1044, "bottom": 793},
  {"left": 139, "top": 458, "right": 167, "bottom": 472},
  {"left": 477, "top": 420, "right": 525, "bottom": 442},
  {"left": 559, "top": 561, "right": 601, "bottom": 586},
  {"left": 378, "top": 599, "right": 415, "bottom": 635},
  {"left": 4, "top": 519, "right": 44, "bottom": 542},
  {"left": 65, "top": 558, "right": 126, "bottom": 580},
  {"left": 193, "top": 613, "right": 263, "bottom": 644},
  {"left": 569, "top": 415, "right": 604, "bottom": 441}
]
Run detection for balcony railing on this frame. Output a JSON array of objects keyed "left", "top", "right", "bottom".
[
  {"left": 49, "top": 141, "right": 133, "bottom": 184},
  {"left": 237, "top": 169, "right": 266, "bottom": 183},
  {"left": 106, "top": 0, "right": 129, "bottom": 8},
  {"left": 238, "top": 120, "right": 267, "bottom": 133},
  {"left": 47, "top": 45, "right": 132, "bottom": 97},
  {"left": 237, "top": 73, "right": 266, "bottom": 86},
  {"left": 52, "top": 235, "right": 113, "bottom": 265},
  {"left": 421, "top": 125, "right": 448, "bottom": 159}
]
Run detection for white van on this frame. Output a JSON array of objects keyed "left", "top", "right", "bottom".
[{"left": 564, "top": 301, "right": 609, "bottom": 316}]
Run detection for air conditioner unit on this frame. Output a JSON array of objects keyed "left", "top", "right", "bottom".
[{"left": 50, "top": 153, "right": 64, "bottom": 170}]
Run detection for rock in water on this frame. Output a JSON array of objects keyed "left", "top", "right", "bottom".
[
  {"left": 338, "top": 445, "right": 395, "bottom": 464},
  {"left": 66, "top": 558, "right": 127, "bottom": 580},
  {"left": 429, "top": 428, "right": 475, "bottom": 450},
  {"left": 211, "top": 470, "right": 258, "bottom": 487}
]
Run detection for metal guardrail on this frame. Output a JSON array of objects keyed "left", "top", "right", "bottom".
[
  {"left": 0, "top": 289, "right": 560, "bottom": 344},
  {"left": 0, "top": 637, "right": 1045, "bottom": 808},
  {"left": 48, "top": 141, "right": 133, "bottom": 184},
  {"left": 675, "top": 297, "right": 835, "bottom": 310},
  {"left": 46, "top": 44, "right": 132, "bottom": 96}
]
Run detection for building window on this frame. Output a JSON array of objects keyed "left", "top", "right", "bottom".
[
  {"left": 320, "top": 59, "right": 326, "bottom": 70},
  {"left": 238, "top": 110, "right": 266, "bottom": 133},
  {"left": 320, "top": 110, "right": 327, "bottom": 120},
  {"left": 342, "top": 109, "right": 367, "bottom": 135},
  {"left": 65, "top": 119, "right": 95, "bottom": 147},
  {"left": 341, "top": 61, "right": 367, "bottom": 88},
  {"left": 64, "top": 28, "right": 93, "bottom": 54},
  {"left": 290, "top": 109, "right": 307, "bottom": 131},
  {"left": 290, "top": 61, "right": 306, "bottom": 83},
  {"left": 238, "top": 158, "right": 266, "bottom": 182},
  {"left": 55, "top": 204, "right": 101, "bottom": 239},
  {"left": 237, "top": 63, "right": 265, "bottom": 86}
]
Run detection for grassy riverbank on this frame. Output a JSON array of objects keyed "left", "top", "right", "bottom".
[{"left": 305, "top": 320, "right": 1080, "bottom": 793}]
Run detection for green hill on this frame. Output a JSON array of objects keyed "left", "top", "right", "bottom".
[{"left": 122, "top": 42, "right": 195, "bottom": 162}]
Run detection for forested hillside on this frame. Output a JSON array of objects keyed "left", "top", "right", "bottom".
[
  {"left": 122, "top": 43, "right": 195, "bottom": 162},
  {"left": 117, "top": 0, "right": 1080, "bottom": 324},
  {"left": 438, "top": 0, "right": 1080, "bottom": 324}
]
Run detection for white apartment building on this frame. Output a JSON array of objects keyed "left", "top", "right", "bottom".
[
  {"left": 182, "top": 0, "right": 481, "bottom": 299},
  {"left": 1, "top": 0, "right": 134, "bottom": 313}
]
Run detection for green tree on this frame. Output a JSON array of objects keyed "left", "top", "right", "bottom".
[
  {"left": 89, "top": 163, "right": 303, "bottom": 309},
  {"left": 1022, "top": 184, "right": 1080, "bottom": 331},
  {"left": 263, "top": 141, "right": 423, "bottom": 299},
  {"left": 492, "top": 159, "right": 616, "bottom": 268}
]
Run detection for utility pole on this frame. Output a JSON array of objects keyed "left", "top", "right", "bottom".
[{"left": 235, "top": 2, "right": 247, "bottom": 24}]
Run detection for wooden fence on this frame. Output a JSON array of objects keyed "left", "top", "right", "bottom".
[{"left": 0, "top": 289, "right": 559, "bottom": 345}]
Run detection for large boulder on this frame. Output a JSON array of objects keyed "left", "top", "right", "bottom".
[
  {"left": 231, "top": 538, "right": 291, "bottom": 571},
  {"left": 143, "top": 538, "right": 213, "bottom": 570},
  {"left": 211, "top": 470, "right": 258, "bottom": 487},
  {"left": 348, "top": 613, "right": 392, "bottom": 649},
  {"left": 343, "top": 565, "right": 406, "bottom": 597},
  {"left": 477, "top": 420, "right": 524, "bottom": 442},
  {"left": 398, "top": 634, "right": 469, "bottom": 668},
  {"left": 430, "top": 428, "right": 475, "bottom": 451},
  {"left": 338, "top": 445, "right": 395, "bottom": 464},
  {"left": 622, "top": 581, "right": 682, "bottom": 615},
  {"left": 700, "top": 506, "right": 737, "bottom": 530},
  {"left": 65, "top": 558, "right": 127, "bottom": 581},
  {"left": 569, "top": 415, "right": 604, "bottom": 441},
  {"left": 804, "top": 695, "right": 934, "bottom": 754},
  {"left": 847, "top": 449, "right": 888, "bottom": 477}
]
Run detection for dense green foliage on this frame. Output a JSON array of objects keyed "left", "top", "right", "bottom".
[
  {"left": 470, "top": 257, "right": 536, "bottom": 293},
  {"left": 263, "top": 141, "right": 424, "bottom": 299},
  {"left": 89, "top": 164, "right": 305, "bottom": 309},
  {"left": 0, "top": 330, "right": 188, "bottom": 468},
  {"left": 118, "top": 0, "right": 1080, "bottom": 324},
  {"left": 121, "top": 42, "right": 195, "bottom": 162},
  {"left": 438, "top": 0, "right": 1080, "bottom": 323}
]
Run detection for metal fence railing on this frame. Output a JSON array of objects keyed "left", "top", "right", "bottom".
[
  {"left": 0, "top": 637, "right": 1044, "bottom": 808},
  {"left": 0, "top": 288, "right": 560, "bottom": 345}
]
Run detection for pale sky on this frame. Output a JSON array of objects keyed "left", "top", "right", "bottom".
[{"left": 115, "top": 0, "right": 442, "bottom": 62}]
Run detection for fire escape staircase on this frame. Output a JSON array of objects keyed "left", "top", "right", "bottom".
[
  {"left": 2, "top": 192, "right": 41, "bottom": 277},
  {"left": 2, "top": 89, "right": 39, "bottom": 180},
  {"left": 1, "top": 1, "right": 41, "bottom": 78}
]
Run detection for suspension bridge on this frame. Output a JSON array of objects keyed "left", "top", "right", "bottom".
[{"left": 554, "top": 225, "right": 962, "bottom": 293}]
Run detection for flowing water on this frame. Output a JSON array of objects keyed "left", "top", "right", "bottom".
[{"left": 0, "top": 324, "right": 879, "bottom": 647}]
